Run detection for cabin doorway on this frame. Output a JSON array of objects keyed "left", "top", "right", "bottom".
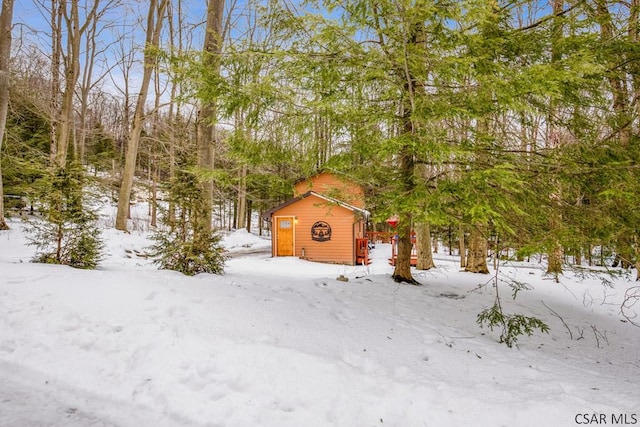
[{"left": 276, "top": 216, "right": 294, "bottom": 256}]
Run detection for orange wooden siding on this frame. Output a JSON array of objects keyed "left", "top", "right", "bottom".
[
  {"left": 294, "top": 172, "right": 365, "bottom": 209},
  {"left": 272, "top": 194, "right": 362, "bottom": 265}
]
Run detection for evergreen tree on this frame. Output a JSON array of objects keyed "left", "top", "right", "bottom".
[
  {"left": 2, "top": 87, "right": 50, "bottom": 213},
  {"left": 149, "top": 156, "right": 226, "bottom": 276},
  {"left": 26, "top": 160, "right": 103, "bottom": 269}
]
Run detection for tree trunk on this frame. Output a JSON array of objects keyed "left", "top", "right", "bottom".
[
  {"left": 56, "top": 0, "right": 98, "bottom": 169},
  {"left": 195, "top": 0, "right": 225, "bottom": 239},
  {"left": 465, "top": 226, "right": 489, "bottom": 274},
  {"left": 392, "top": 212, "right": 416, "bottom": 283},
  {"left": 232, "top": 199, "right": 237, "bottom": 231},
  {"left": 165, "top": 0, "right": 185, "bottom": 229},
  {"left": 391, "top": 100, "right": 417, "bottom": 282},
  {"left": 57, "top": 62, "right": 76, "bottom": 167},
  {"left": 389, "top": 15, "right": 423, "bottom": 285},
  {"left": 0, "top": 161, "right": 6, "bottom": 230},
  {"left": 546, "top": 244, "right": 563, "bottom": 279},
  {"left": 545, "top": 0, "right": 565, "bottom": 280},
  {"left": 150, "top": 165, "right": 157, "bottom": 228},
  {"left": 236, "top": 163, "right": 247, "bottom": 230},
  {"left": 77, "top": 6, "right": 98, "bottom": 165},
  {"left": 632, "top": 0, "right": 640, "bottom": 124},
  {"left": 115, "top": 0, "right": 168, "bottom": 231},
  {"left": 49, "top": 0, "right": 62, "bottom": 164},
  {"left": 459, "top": 224, "right": 466, "bottom": 268},
  {"left": 546, "top": 214, "right": 563, "bottom": 281},
  {"left": 0, "top": 0, "right": 14, "bottom": 230},
  {"left": 415, "top": 222, "right": 435, "bottom": 270},
  {"left": 246, "top": 199, "right": 252, "bottom": 233},
  {"left": 631, "top": 0, "right": 640, "bottom": 280}
]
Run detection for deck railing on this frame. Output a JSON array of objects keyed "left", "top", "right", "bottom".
[{"left": 389, "top": 234, "right": 417, "bottom": 266}]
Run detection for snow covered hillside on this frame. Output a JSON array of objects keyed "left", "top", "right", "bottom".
[{"left": 0, "top": 213, "right": 638, "bottom": 427}]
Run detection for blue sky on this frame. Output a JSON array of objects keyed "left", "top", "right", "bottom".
[{"left": 12, "top": 1, "right": 211, "bottom": 99}]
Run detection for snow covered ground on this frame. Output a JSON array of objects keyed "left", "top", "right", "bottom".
[{"left": 0, "top": 209, "right": 639, "bottom": 426}]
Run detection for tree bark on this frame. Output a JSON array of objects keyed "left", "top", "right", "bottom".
[
  {"left": 195, "top": 0, "right": 225, "bottom": 238},
  {"left": 465, "top": 226, "right": 489, "bottom": 274},
  {"left": 546, "top": 0, "right": 565, "bottom": 279},
  {"left": 392, "top": 210, "right": 416, "bottom": 284},
  {"left": 165, "top": 0, "right": 181, "bottom": 228},
  {"left": 0, "top": 0, "right": 14, "bottom": 230},
  {"left": 631, "top": 0, "right": 640, "bottom": 281},
  {"left": 115, "top": 0, "right": 168, "bottom": 231},
  {"left": 391, "top": 128, "right": 417, "bottom": 283},
  {"left": 632, "top": 0, "right": 640, "bottom": 125},
  {"left": 415, "top": 222, "right": 435, "bottom": 270},
  {"left": 459, "top": 224, "right": 466, "bottom": 268},
  {"left": 77, "top": 0, "right": 106, "bottom": 165},
  {"left": 391, "top": 18, "right": 421, "bottom": 285},
  {"left": 246, "top": 199, "right": 252, "bottom": 233},
  {"left": 49, "top": 0, "right": 62, "bottom": 164},
  {"left": 56, "top": 0, "right": 100, "bottom": 169},
  {"left": 236, "top": 163, "right": 247, "bottom": 230},
  {"left": 546, "top": 233, "right": 563, "bottom": 280},
  {"left": 150, "top": 165, "right": 157, "bottom": 228}
]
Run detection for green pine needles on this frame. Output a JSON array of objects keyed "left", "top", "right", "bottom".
[
  {"left": 29, "top": 220, "right": 103, "bottom": 269},
  {"left": 149, "top": 166, "right": 226, "bottom": 276},
  {"left": 26, "top": 161, "right": 103, "bottom": 269},
  {"left": 150, "top": 229, "right": 225, "bottom": 276},
  {"left": 477, "top": 304, "right": 550, "bottom": 348},
  {"left": 477, "top": 273, "right": 550, "bottom": 348}
]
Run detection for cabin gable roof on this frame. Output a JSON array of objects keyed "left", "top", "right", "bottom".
[
  {"left": 293, "top": 171, "right": 365, "bottom": 209},
  {"left": 264, "top": 191, "right": 369, "bottom": 220}
]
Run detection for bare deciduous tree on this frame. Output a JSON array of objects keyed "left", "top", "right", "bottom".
[
  {"left": 77, "top": 0, "right": 123, "bottom": 165},
  {"left": 115, "top": 0, "right": 168, "bottom": 231},
  {"left": 0, "top": 0, "right": 14, "bottom": 230},
  {"left": 54, "top": 0, "right": 101, "bottom": 169}
]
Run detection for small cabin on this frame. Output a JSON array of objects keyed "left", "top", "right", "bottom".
[{"left": 264, "top": 172, "right": 369, "bottom": 265}]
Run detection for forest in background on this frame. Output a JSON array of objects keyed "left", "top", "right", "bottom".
[{"left": 1, "top": 0, "right": 640, "bottom": 285}]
